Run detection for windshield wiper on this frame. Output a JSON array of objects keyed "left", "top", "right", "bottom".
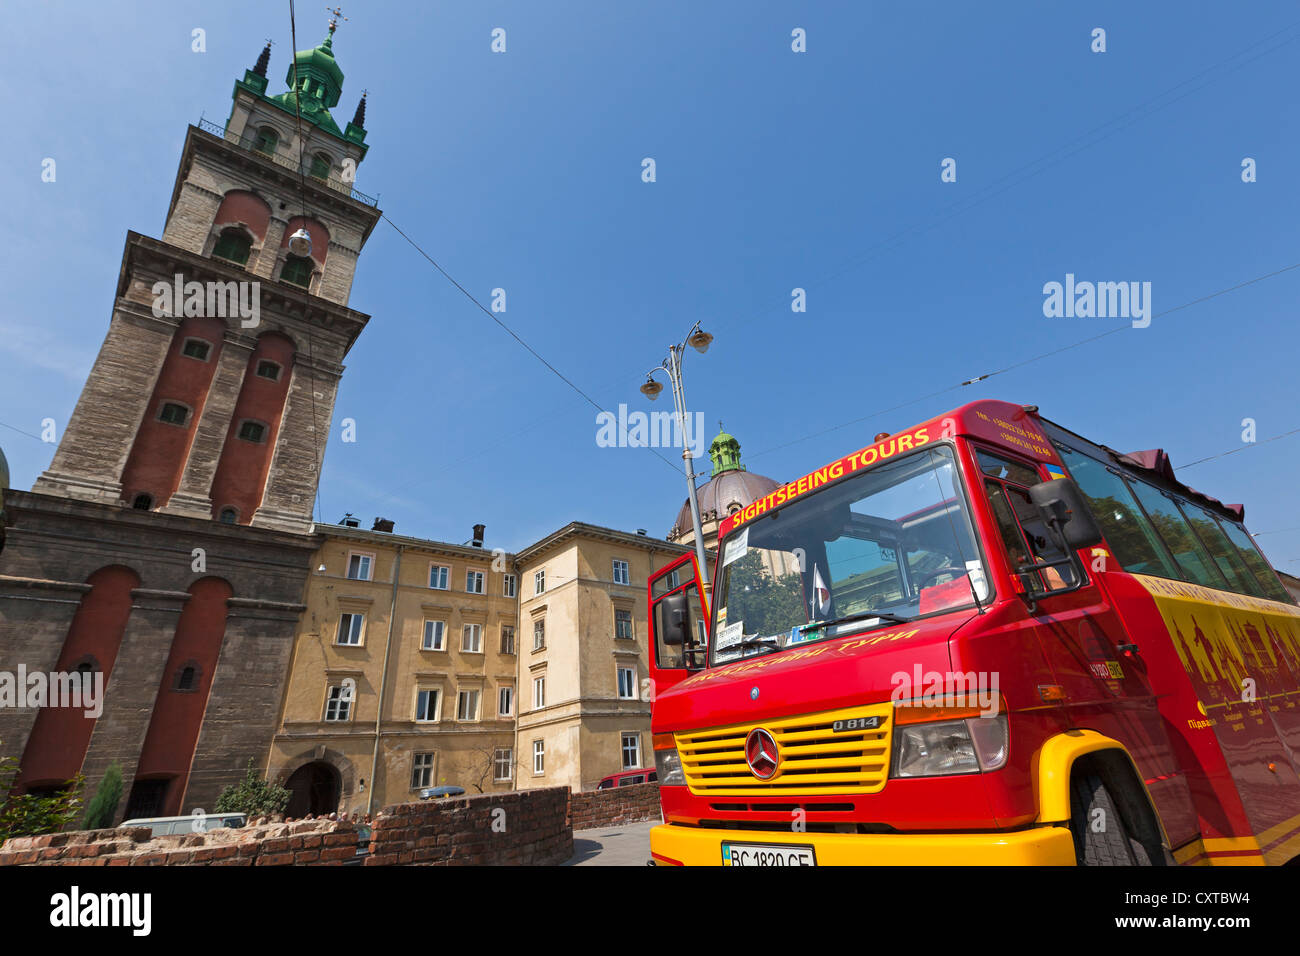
[
  {"left": 726, "top": 637, "right": 783, "bottom": 657},
  {"left": 800, "top": 609, "right": 913, "bottom": 633}
]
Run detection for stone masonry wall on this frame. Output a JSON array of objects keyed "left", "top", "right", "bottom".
[
  {"left": 568, "top": 782, "right": 662, "bottom": 831},
  {"left": 0, "top": 818, "right": 359, "bottom": 866},
  {"left": 365, "top": 788, "right": 572, "bottom": 866}
]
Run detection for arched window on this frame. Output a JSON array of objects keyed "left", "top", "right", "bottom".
[
  {"left": 218, "top": 507, "right": 238, "bottom": 524},
  {"left": 177, "top": 666, "right": 197, "bottom": 691},
  {"left": 280, "top": 255, "right": 313, "bottom": 288},
  {"left": 309, "top": 153, "right": 332, "bottom": 180},
  {"left": 132, "top": 493, "right": 153, "bottom": 510},
  {"left": 158, "top": 402, "right": 190, "bottom": 426},
  {"left": 254, "top": 126, "right": 279, "bottom": 156},
  {"left": 212, "top": 228, "right": 253, "bottom": 266}
]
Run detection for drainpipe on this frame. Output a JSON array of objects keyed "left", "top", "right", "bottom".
[{"left": 368, "top": 543, "right": 403, "bottom": 816}]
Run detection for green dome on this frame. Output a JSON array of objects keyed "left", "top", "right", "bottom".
[
  {"left": 284, "top": 34, "right": 344, "bottom": 108},
  {"left": 0, "top": 444, "right": 9, "bottom": 493}
]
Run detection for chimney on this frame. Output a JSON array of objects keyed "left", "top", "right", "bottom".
[
  {"left": 372, "top": 518, "right": 395, "bottom": 533},
  {"left": 472, "top": 524, "right": 485, "bottom": 548},
  {"left": 637, "top": 529, "right": 647, "bottom": 535}
]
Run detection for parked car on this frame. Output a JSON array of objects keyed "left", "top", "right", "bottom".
[
  {"left": 596, "top": 769, "right": 658, "bottom": 790},
  {"left": 418, "top": 785, "right": 465, "bottom": 800},
  {"left": 119, "top": 812, "right": 247, "bottom": 837}
]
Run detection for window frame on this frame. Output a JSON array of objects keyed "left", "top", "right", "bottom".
[
  {"left": 421, "top": 619, "right": 446, "bottom": 651},
  {"left": 500, "top": 624, "right": 516, "bottom": 655},
  {"left": 616, "top": 665, "right": 636, "bottom": 700},
  {"left": 465, "top": 569, "right": 485, "bottom": 594},
  {"left": 532, "top": 739, "right": 545, "bottom": 776},
  {"left": 324, "top": 683, "right": 353, "bottom": 721},
  {"left": 612, "top": 559, "right": 630, "bottom": 586},
  {"left": 614, "top": 607, "right": 634, "bottom": 640},
  {"left": 181, "top": 337, "right": 213, "bottom": 362},
  {"left": 157, "top": 401, "right": 191, "bottom": 427},
  {"left": 532, "top": 618, "right": 545, "bottom": 652},
  {"left": 533, "top": 676, "right": 546, "bottom": 710},
  {"left": 621, "top": 732, "right": 641, "bottom": 770},
  {"left": 236, "top": 418, "right": 268, "bottom": 444},
  {"left": 493, "top": 748, "right": 513, "bottom": 782},
  {"left": 534, "top": 569, "right": 545, "bottom": 595},
  {"left": 254, "top": 359, "right": 282, "bottom": 382},
  {"left": 461, "top": 622, "right": 483, "bottom": 653},
  {"left": 456, "top": 688, "right": 480, "bottom": 722},
  {"left": 346, "top": 551, "right": 374, "bottom": 582},
  {"left": 410, "top": 752, "right": 435, "bottom": 790},
  {"left": 414, "top": 687, "right": 441, "bottom": 723},
  {"left": 428, "top": 564, "right": 450, "bottom": 590},
  {"left": 336, "top": 612, "right": 365, "bottom": 646},
  {"left": 503, "top": 574, "right": 517, "bottom": 598},
  {"left": 498, "top": 685, "right": 514, "bottom": 717}
]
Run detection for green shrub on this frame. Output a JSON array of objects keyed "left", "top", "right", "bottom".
[
  {"left": 214, "top": 758, "right": 290, "bottom": 817},
  {"left": 81, "top": 761, "right": 124, "bottom": 830}
]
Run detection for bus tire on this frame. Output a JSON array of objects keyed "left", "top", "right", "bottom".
[{"left": 1070, "top": 772, "right": 1151, "bottom": 866}]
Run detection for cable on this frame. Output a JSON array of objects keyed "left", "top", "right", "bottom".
[
  {"left": 379, "top": 213, "right": 685, "bottom": 478},
  {"left": 746, "top": 260, "right": 1300, "bottom": 461},
  {"left": 1179, "top": 425, "right": 1300, "bottom": 470},
  {"left": 0, "top": 420, "right": 45, "bottom": 443}
]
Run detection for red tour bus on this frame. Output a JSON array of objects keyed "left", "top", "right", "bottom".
[{"left": 646, "top": 400, "right": 1300, "bottom": 866}]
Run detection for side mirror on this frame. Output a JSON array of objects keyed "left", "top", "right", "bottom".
[
  {"left": 659, "top": 590, "right": 691, "bottom": 646},
  {"left": 1029, "top": 478, "right": 1104, "bottom": 551}
]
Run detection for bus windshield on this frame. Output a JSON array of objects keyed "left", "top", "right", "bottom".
[{"left": 712, "top": 445, "right": 987, "bottom": 665}]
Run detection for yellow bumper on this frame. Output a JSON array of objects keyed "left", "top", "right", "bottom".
[{"left": 650, "top": 823, "right": 1077, "bottom": 866}]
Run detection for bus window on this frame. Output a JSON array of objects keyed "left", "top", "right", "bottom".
[
  {"left": 978, "top": 450, "right": 1075, "bottom": 591},
  {"left": 1179, "top": 501, "right": 1263, "bottom": 597},
  {"left": 1217, "top": 519, "right": 1295, "bottom": 604},
  {"left": 1056, "top": 448, "right": 1179, "bottom": 578},
  {"left": 1125, "top": 480, "right": 1228, "bottom": 590}
]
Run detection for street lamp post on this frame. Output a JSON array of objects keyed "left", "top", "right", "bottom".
[{"left": 642, "top": 322, "right": 715, "bottom": 595}]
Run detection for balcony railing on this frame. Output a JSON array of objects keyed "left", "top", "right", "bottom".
[{"left": 197, "top": 117, "right": 379, "bottom": 207}]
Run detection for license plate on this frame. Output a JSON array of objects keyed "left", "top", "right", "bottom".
[{"left": 721, "top": 842, "right": 817, "bottom": 866}]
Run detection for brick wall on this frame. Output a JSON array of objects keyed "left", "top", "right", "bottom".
[
  {"left": 568, "top": 781, "right": 662, "bottom": 831},
  {"left": 0, "top": 818, "right": 359, "bottom": 866},
  {"left": 365, "top": 788, "right": 572, "bottom": 866}
]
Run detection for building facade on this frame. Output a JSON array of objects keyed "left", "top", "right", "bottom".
[
  {"left": 0, "top": 26, "right": 379, "bottom": 821},
  {"left": 270, "top": 521, "right": 519, "bottom": 816}
]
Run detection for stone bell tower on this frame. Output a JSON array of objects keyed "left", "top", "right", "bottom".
[
  {"left": 0, "top": 19, "right": 380, "bottom": 821},
  {"left": 34, "top": 17, "right": 380, "bottom": 532}
]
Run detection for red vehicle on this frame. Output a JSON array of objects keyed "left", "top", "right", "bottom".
[
  {"left": 646, "top": 400, "right": 1300, "bottom": 866},
  {"left": 596, "top": 768, "right": 658, "bottom": 789}
]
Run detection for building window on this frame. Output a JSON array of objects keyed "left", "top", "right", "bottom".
[
  {"left": 498, "top": 686, "right": 514, "bottom": 717},
  {"left": 500, "top": 625, "right": 516, "bottom": 655},
  {"left": 255, "top": 360, "right": 282, "bottom": 381},
  {"left": 218, "top": 507, "right": 238, "bottom": 524},
  {"left": 280, "top": 254, "right": 313, "bottom": 288},
  {"left": 533, "top": 676, "right": 545, "bottom": 710},
  {"left": 533, "top": 619, "right": 545, "bottom": 651},
  {"left": 132, "top": 493, "right": 153, "bottom": 511},
  {"left": 346, "top": 553, "right": 373, "bottom": 581},
  {"left": 177, "top": 666, "right": 197, "bottom": 691},
  {"left": 503, "top": 574, "right": 517, "bottom": 598},
  {"left": 428, "top": 565, "right": 449, "bottom": 590},
  {"left": 415, "top": 689, "right": 440, "bottom": 722},
  {"left": 253, "top": 125, "right": 279, "bottom": 155},
  {"left": 617, "top": 666, "right": 636, "bottom": 700},
  {"left": 621, "top": 733, "right": 641, "bottom": 770},
  {"left": 237, "top": 420, "right": 266, "bottom": 443},
  {"left": 615, "top": 608, "right": 634, "bottom": 640},
  {"left": 181, "top": 337, "right": 212, "bottom": 361},
  {"left": 336, "top": 612, "right": 364, "bottom": 646},
  {"left": 534, "top": 570, "right": 545, "bottom": 595},
  {"left": 613, "top": 559, "right": 630, "bottom": 585},
  {"left": 158, "top": 402, "right": 189, "bottom": 426},
  {"left": 493, "top": 748, "right": 513, "bottom": 782},
  {"left": 456, "top": 689, "right": 480, "bottom": 721},
  {"left": 309, "top": 152, "right": 332, "bottom": 180},
  {"left": 422, "top": 620, "right": 445, "bottom": 651},
  {"left": 211, "top": 229, "right": 252, "bottom": 266},
  {"left": 411, "top": 753, "right": 435, "bottom": 789},
  {"left": 324, "top": 684, "right": 352, "bottom": 721},
  {"left": 465, "top": 570, "right": 484, "bottom": 594},
  {"left": 533, "top": 740, "right": 545, "bottom": 776},
  {"left": 461, "top": 623, "right": 482, "bottom": 653}
]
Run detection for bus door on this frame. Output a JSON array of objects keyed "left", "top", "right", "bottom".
[
  {"left": 974, "top": 445, "right": 1199, "bottom": 846},
  {"left": 648, "top": 553, "right": 709, "bottom": 700}
]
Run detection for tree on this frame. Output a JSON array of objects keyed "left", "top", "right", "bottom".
[
  {"left": 0, "top": 745, "right": 83, "bottom": 842},
  {"left": 214, "top": 759, "right": 290, "bottom": 817},
  {"left": 81, "top": 761, "right": 124, "bottom": 830},
  {"left": 724, "top": 550, "right": 806, "bottom": 638}
]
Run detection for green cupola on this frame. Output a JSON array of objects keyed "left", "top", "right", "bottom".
[{"left": 709, "top": 425, "right": 745, "bottom": 478}]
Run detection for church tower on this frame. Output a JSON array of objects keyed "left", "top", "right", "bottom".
[
  {"left": 0, "top": 21, "right": 379, "bottom": 821},
  {"left": 35, "top": 18, "right": 379, "bottom": 532}
]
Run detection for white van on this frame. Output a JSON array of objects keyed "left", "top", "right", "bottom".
[{"left": 119, "top": 812, "right": 247, "bottom": 837}]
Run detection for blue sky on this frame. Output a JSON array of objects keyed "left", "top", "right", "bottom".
[{"left": 3, "top": 1, "right": 1298, "bottom": 569}]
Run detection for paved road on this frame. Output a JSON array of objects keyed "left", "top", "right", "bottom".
[{"left": 564, "top": 819, "right": 659, "bottom": 866}]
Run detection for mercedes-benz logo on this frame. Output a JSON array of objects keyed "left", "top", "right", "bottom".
[{"left": 744, "top": 728, "right": 779, "bottom": 780}]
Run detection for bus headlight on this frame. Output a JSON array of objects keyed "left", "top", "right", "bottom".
[
  {"left": 654, "top": 746, "right": 686, "bottom": 786},
  {"left": 891, "top": 714, "right": 1009, "bottom": 778}
]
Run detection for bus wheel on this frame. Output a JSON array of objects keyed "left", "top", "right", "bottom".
[{"left": 1069, "top": 773, "right": 1151, "bottom": 866}]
